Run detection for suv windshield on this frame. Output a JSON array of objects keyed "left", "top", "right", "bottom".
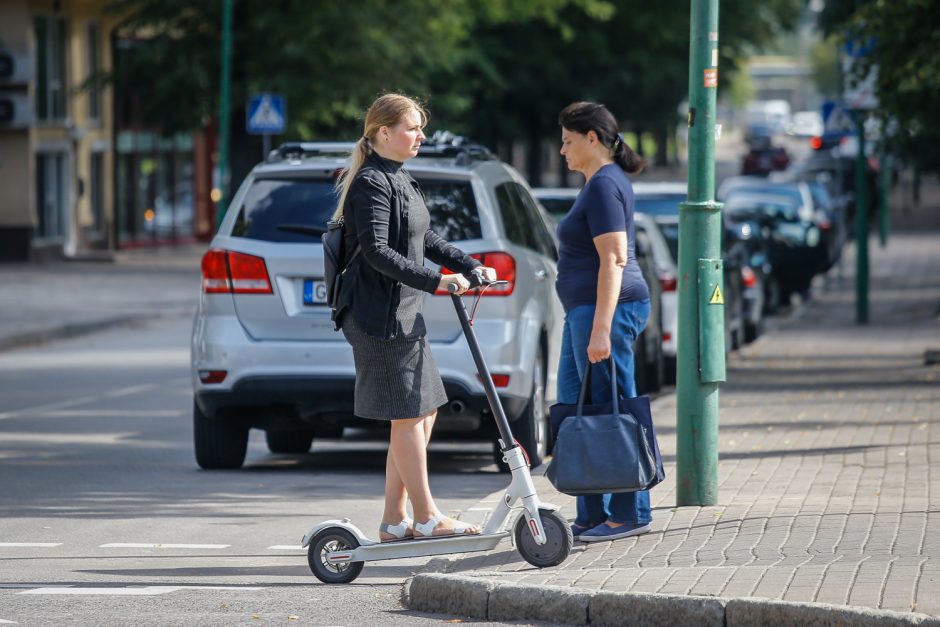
[{"left": 232, "top": 177, "right": 481, "bottom": 242}]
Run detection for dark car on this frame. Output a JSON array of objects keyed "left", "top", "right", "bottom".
[
  {"left": 718, "top": 177, "right": 830, "bottom": 275},
  {"left": 723, "top": 193, "right": 822, "bottom": 304},
  {"left": 742, "top": 145, "right": 791, "bottom": 177}
]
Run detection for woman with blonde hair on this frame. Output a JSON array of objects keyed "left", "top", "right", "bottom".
[{"left": 334, "top": 93, "right": 496, "bottom": 540}]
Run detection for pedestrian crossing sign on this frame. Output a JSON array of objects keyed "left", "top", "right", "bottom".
[
  {"left": 246, "top": 93, "right": 286, "bottom": 135},
  {"left": 709, "top": 284, "right": 724, "bottom": 305}
]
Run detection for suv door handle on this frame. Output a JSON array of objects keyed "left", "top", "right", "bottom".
[{"left": 534, "top": 269, "right": 547, "bottom": 280}]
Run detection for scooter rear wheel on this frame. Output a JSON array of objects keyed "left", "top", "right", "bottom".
[
  {"left": 514, "top": 508, "right": 572, "bottom": 568},
  {"left": 308, "top": 527, "right": 364, "bottom": 584}
]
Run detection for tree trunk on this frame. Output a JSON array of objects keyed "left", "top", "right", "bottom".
[{"left": 655, "top": 124, "right": 670, "bottom": 167}]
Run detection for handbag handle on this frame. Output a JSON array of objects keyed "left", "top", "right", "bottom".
[{"left": 575, "top": 355, "right": 619, "bottom": 417}]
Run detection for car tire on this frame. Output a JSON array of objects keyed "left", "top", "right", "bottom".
[
  {"left": 194, "top": 401, "right": 249, "bottom": 470},
  {"left": 265, "top": 430, "right": 314, "bottom": 454},
  {"left": 664, "top": 356, "right": 677, "bottom": 386},
  {"left": 495, "top": 345, "right": 549, "bottom": 473},
  {"left": 645, "top": 336, "right": 664, "bottom": 393}
]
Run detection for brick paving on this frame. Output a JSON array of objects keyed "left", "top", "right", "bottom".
[{"left": 433, "top": 232, "right": 940, "bottom": 617}]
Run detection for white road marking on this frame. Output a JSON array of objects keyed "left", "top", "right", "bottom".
[
  {"left": 0, "top": 618, "right": 17, "bottom": 623},
  {"left": 98, "top": 543, "right": 230, "bottom": 549},
  {"left": 35, "top": 410, "right": 184, "bottom": 418},
  {"left": 0, "top": 383, "right": 159, "bottom": 421},
  {"left": 0, "top": 543, "right": 62, "bottom": 548},
  {"left": 268, "top": 545, "right": 305, "bottom": 550},
  {"left": 18, "top": 585, "right": 263, "bottom": 596}
]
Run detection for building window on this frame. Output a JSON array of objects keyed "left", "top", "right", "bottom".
[
  {"left": 90, "top": 152, "right": 105, "bottom": 237},
  {"left": 34, "top": 15, "right": 68, "bottom": 122},
  {"left": 86, "top": 22, "right": 101, "bottom": 121},
  {"left": 36, "top": 152, "right": 69, "bottom": 241}
]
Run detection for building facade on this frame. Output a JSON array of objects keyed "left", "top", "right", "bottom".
[{"left": 0, "top": 0, "right": 207, "bottom": 262}]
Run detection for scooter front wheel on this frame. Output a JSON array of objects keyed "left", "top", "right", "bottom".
[
  {"left": 308, "top": 527, "right": 364, "bottom": 584},
  {"left": 514, "top": 508, "right": 572, "bottom": 568}
]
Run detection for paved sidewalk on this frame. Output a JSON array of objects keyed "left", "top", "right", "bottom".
[
  {"left": 0, "top": 245, "right": 205, "bottom": 351},
  {"left": 411, "top": 231, "right": 940, "bottom": 624}
]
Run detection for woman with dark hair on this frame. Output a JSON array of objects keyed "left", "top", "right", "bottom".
[
  {"left": 335, "top": 93, "right": 496, "bottom": 541},
  {"left": 555, "top": 101, "right": 652, "bottom": 542}
]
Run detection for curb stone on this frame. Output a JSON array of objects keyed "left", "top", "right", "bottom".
[{"left": 405, "top": 574, "right": 940, "bottom": 626}]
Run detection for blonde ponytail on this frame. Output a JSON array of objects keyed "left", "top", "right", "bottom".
[
  {"left": 332, "top": 93, "right": 428, "bottom": 221},
  {"left": 333, "top": 137, "right": 372, "bottom": 221}
]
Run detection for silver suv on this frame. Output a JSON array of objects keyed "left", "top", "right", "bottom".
[{"left": 191, "top": 139, "right": 564, "bottom": 470}]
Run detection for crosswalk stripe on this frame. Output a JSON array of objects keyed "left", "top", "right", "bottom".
[
  {"left": 98, "top": 543, "right": 230, "bottom": 549},
  {"left": 0, "top": 618, "right": 18, "bottom": 624},
  {"left": 0, "top": 543, "right": 62, "bottom": 548},
  {"left": 18, "top": 585, "right": 263, "bottom": 596}
]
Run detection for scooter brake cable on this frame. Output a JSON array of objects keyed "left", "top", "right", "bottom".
[{"left": 467, "top": 284, "right": 491, "bottom": 325}]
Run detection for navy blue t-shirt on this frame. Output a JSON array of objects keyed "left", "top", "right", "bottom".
[{"left": 555, "top": 164, "right": 650, "bottom": 312}]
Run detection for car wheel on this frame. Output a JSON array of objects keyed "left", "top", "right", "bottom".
[
  {"left": 645, "top": 335, "right": 664, "bottom": 392},
  {"left": 193, "top": 401, "right": 249, "bottom": 470},
  {"left": 265, "top": 429, "right": 314, "bottom": 454},
  {"left": 495, "top": 345, "right": 549, "bottom": 472},
  {"left": 664, "top": 356, "right": 677, "bottom": 386}
]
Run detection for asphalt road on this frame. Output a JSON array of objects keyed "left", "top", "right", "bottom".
[{"left": 0, "top": 314, "right": 550, "bottom": 626}]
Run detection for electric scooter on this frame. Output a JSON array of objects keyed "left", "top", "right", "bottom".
[{"left": 302, "top": 272, "right": 573, "bottom": 583}]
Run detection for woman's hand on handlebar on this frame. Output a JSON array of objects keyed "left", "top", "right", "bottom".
[
  {"left": 478, "top": 266, "right": 498, "bottom": 283},
  {"left": 439, "top": 273, "right": 471, "bottom": 295}
]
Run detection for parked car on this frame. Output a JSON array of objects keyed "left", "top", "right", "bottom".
[
  {"left": 192, "top": 138, "right": 565, "bottom": 470},
  {"left": 741, "top": 145, "right": 790, "bottom": 177},
  {"left": 652, "top": 214, "right": 750, "bottom": 352},
  {"left": 718, "top": 177, "right": 831, "bottom": 274},
  {"left": 722, "top": 193, "right": 822, "bottom": 304},
  {"left": 530, "top": 187, "right": 667, "bottom": 394},
  {"left": 635, "top": 213, "right": 678, "bottom": 385}
]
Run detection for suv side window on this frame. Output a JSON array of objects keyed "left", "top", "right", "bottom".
[
  {"left": 515, "top": 183, "right": 558, "bottom": 260},
  {"left": 495, "top": 182, "right": 539, "bottom": 252}
]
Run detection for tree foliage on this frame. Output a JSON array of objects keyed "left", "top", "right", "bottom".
[
  {"left": 107, "top": 0, "right": 802, "bottom": 181},
  {"left": 819, "top": 0, "right": 940, "bottom": 174}
]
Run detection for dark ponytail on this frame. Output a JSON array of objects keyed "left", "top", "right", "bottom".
[{"left": 559, "top": 101, "right": 646, "bottom": 174}]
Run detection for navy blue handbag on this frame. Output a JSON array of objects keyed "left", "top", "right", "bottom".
[{"left": 546, "top": 357, "right": 665, "bottom": 495}]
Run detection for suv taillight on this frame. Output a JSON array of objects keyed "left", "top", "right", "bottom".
[
  {"left": 201, "top": 249, "right": 273, "bottom": 294},
  {"left": 435, "top": 252, "right": 516, "bottom": 296}
]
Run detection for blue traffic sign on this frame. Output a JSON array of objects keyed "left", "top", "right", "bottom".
[{"left": 246, "top": 93, "right": 286, "bottom": 135}]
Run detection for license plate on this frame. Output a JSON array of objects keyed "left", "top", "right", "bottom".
[{"left": 303, "top": 279, "right": 328, "bottom": 305}]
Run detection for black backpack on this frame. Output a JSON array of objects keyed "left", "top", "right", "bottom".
[{"left": 322, "top": 217, "right": 360, "bottom": 329}]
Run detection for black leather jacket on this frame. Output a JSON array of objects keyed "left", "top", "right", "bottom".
[{"left": 337, "top": 153, "right": 480, "bottom": 340}]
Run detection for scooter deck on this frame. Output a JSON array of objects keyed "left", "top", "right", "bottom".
[{"left": 328, "top": 531, "right": 511, "bottom": 564}]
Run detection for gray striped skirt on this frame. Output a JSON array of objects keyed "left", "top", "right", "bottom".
[{"left": 341, "top": 315, "right": 448, "bottom": 420}]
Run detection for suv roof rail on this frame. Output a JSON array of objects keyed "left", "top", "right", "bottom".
[
  {"left": 418, "top": 131, "right": 496, "bottom": 164},
  {"left": 267, "top": 142, "right": 356, "bottom": 162},
  {"left": 267, "top": 133, "right": 495, "bottom": 166}
]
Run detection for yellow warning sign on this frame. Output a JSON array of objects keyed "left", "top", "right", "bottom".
[{"left": 709, "top": 284, "right": 724, "bottom": 305}]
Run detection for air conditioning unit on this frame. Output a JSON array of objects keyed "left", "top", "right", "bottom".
[
  {"left": 0, "top": 92, "right": 33, "bottom": 129},
  {"left": 0, "top": 49, "right": 32, "bottom": 86}
]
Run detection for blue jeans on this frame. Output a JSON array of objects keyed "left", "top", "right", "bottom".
[{"left": 558, "top": 299, "right": 652, "bottom": 527}]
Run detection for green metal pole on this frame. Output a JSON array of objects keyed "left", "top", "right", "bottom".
[
  {"left": 676, "top": 0, "right": 723, "bottom": 507},
  {"left": 879, "top": 152, "right": 890, "bottom": 247},
  {"left": 216, "top": 0, "right": 235, "bottom": 228},
  {"left": 853, "top": 111, "right": 868, "bottom": 324}
]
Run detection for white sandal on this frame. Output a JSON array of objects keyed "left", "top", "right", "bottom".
[
  {"left": 379, "top": 517, "right": 413, "bottom": 542},
  {"left": 413, "top": 514, "right": 480, "bottom": 539}
]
